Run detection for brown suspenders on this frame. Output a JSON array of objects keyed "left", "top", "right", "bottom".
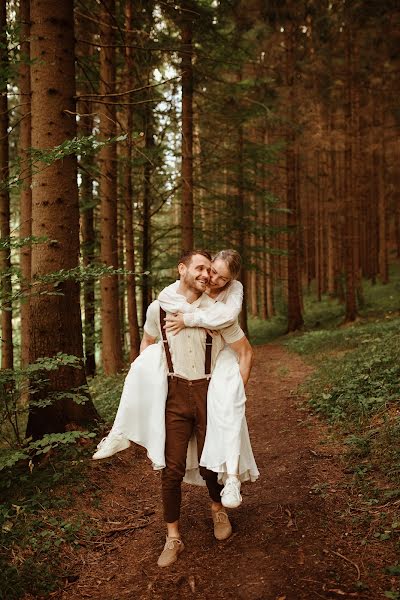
[{"left": 159, "top": 307, "right": 212, "bottom": 378}]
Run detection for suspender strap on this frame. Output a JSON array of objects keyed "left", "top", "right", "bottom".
[
  {"left": 205, "top": 331, "right": 212, "bottom": 377},
  {"left": 159, "top": 306, "right": 213, "bottom": 378},
  {"left": 160, "top": 307, "right": 174, "bottom": 374}
]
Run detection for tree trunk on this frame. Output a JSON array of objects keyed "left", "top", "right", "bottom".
[
  {"left": 98, "top": 0, "right": 123, "bottom": 374},
  {"left": 79, "top": 105, "right": 96, "bottom": 377},
  {"left": 141, "top": 102, "right": 154, "bottom": 326},
  {"left": 328, "top": 112, "right": 338, "bottom": 296},
  {"left": 374, "top": 97, "right": 389, "bottom": 284},
  {"left": 27, "top": 0, "right": 98, "bottom": 439},
  {"left": 180, "top": 8, "right": 194, "bottom": 251},
  {"left": 285, "top": 24, "right": 303, "bottom": 332},
  {"left": 237, "top": 124, "right": 249, "bottom": 337},
  {"left": 0, "top": 3, "right": 14, "bottom": 369},
  {"left": 343, "top": 27, "right": 357, "bottom": 322},
  {"left": 124, "top": 0, "right": 140, "bottom": 361},
  {"left": 18, "top": 0, "right": 32, "bottom": 371}
]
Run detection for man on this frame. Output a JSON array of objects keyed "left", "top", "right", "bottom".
[{"left": 141, "top": 250, "right": 253, "bottom": 567}]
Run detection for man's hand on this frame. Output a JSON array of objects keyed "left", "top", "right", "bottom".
[
  {"left": 140, "top": 330, "right": 156, "bottom": 353},
  {"left": 164, "top": 312, "right": 185, "bottom": 335},
  {"left": 228, "top": 335, "right": 253, "bottom": 387}
]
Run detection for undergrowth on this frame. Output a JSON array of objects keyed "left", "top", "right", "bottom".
[
  {"left": 284, "top": 279, "right": 400, "bottom": 593},
  {"left": 0, "top": 446, "right": 97, "bottom": 599},
  {"left": 285, "top": 314, "right": 400, "bottom": 492},
  {"left": 88, "top": 371, "right": 125, "bottom": 423}
]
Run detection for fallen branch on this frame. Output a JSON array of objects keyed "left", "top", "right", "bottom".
[{"left": 331, "top": 550, "right": 361, "bottom": 580}]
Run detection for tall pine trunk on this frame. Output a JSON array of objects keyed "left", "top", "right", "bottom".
[
  {"left": 285, "top": 23, "right": 303, "bottom": 332},
  {"left": 0, "top": 3, "right": 13, "bottom": 369},
  {"left": 18, "top": 0, "right": 32, "bottom": 371},
  {"left": 180, "top": 8, "right": 194, "bottom": 251},
  {"left": 141, "top": 101, "right": 154, "bottom": 325},
  {"left": 98, "top": 0, "right": 123, "bottom": 373},
  {"left": 237, "top": 123, "right": 249, "bottom": 337},
  {"left": 27, "top": 0, "right": 98, "bottom": 438},
  {"left": 343, "top": 27, "right": 357, "bottom": 322},
  {"left": 79, "top": 105, "right": 96, "bottom": 377},
  {"left": 124, "top": 0, "right": 140, "bottom": 361}
]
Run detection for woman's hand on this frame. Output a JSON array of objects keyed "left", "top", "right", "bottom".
[
  {"left": 205, "top": 329, "right": 219, "bottom": 338},
  {"left": 164, "top": 312, "right": 185, "bottom": 335}
]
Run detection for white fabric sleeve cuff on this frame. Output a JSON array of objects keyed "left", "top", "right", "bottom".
[{"left": 183, "top": 312, "right": 198, "bottom": 327}]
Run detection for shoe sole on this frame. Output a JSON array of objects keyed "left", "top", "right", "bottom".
[
  {"left": 214, "top": 528, "right": 233, "bottom": 541},
  {"left": 157, "top": 545, "right": 184, "bottom": 567},
  {"left": 92, "top": 443, "right": 130, "bottom": 460},
  {"left": 221, "top": 500, "right": 242, "bottom": 509}
]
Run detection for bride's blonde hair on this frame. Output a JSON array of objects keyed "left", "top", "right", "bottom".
[{"left": 212, "top": 249, "right": 241, "bottom": 280}]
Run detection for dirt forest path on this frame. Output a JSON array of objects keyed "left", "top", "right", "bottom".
[{"left": 59, "top": 344, "right": 388, "bottom": 600}]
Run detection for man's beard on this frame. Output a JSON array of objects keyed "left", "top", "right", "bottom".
[{"left": 183, "top": 271, "right": 207, "bottom": 293}]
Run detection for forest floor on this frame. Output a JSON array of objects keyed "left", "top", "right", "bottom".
[{"left": 50, "top": 343, "right": 398, "bottom": 600}]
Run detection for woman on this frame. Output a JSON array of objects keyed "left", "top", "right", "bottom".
[{"left": 93, "top": 250, "right": 259, "bottom": 507}]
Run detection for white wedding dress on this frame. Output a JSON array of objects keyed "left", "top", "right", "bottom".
[{"left": 111, "top": 280, "right": 259, "bottom": 486}]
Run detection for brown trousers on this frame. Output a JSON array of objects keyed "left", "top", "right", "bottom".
[{"left": 162, "top": 376, "right": 224, "bottom": 523}]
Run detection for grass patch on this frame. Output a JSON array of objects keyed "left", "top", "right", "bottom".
[
  {"left": 249, "top": 263, "right": 400, "bottom": 347},
  {"left": 248, "top": 314, "right": 287, "bottom": 345},
  {"left": 284, "top": 316, "right": 400, "bottom": 357},
  {"left": 285, "top": 296, "right": 400, "bottom": 493},
  {"left": 88, "top": 371, "right": 126, "bottom": 423}
]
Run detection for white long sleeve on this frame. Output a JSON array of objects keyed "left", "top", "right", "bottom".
[
  {"left": 158, "top": 279, "right": 243, "bottom": 329},
  {"left": 183, "top": 280, "right": 243, "bottom": 329}
]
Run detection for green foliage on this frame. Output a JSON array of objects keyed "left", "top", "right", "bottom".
[
  {"left": 384, "top": 591, "right": 400, "bottom": 600},
  {"left": 0, "top": 446, "right": 97, "bottom": 600},
  {"left": 287, "top": 303, "right": 400, "bottom": 492},
  {"left": 0, "top": 235, "right": 48, "bottom": 250},
  {"left": 0, "top": 353, "right": 95, "bottom": 470},
  {"left": 89, "top": 372, "right": 126, "bottom": 423},
  {"left": 300, "top": 324, "right": 400, "bottom": 424},
  {"left": 3, "top": 133, "right": 127, "bottom": 193},
  {"left": 284, "top": 316, "right": 400, "bottom": 357},
  {"left": 248, "top": 314, "right": 287, "bottom": 345},
  {"left": 0, "top": 557, "right": 58, "bottom": 600}
]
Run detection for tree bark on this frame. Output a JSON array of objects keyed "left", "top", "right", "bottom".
[
  {"left": 285, "top": 23, "right": 303, "bottom": 332},
  {"left": 180, "top": 7, "right": 194, "bottom": 251},
  {"left": 124, "top": 0, "right": 140, "bottom": 361},
  {"left": 141, "top": 101, "right": 154, "bottom": 326},
  {"left": 18, "top": 0, "right": 32, "bottom": 371},
  {"left": 237, "top": 123, "right": 249, "bottom": 338},
  {"left": 98, "top": 0, "right": 123, "bottom": 374},
  {"left": 0, "top": 2, "right": 14, "bottom": 369},
  {"left": 343, "top": 27, "right": 358, "bottom": 322},
  {"left": 374, "top": 95, "right": 389, "bottom": 284},
  {"left": 79, "top": 105, "right": 96, "bottom": 377},
  {"left": 27, "top": 0, "right": 98, "bottom": 438}
]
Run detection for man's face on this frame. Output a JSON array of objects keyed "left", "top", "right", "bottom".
[
  {"left": 179, "top": 254, "right": 211, "bottom": 293},
  {"left": 209, "top": 258, "right": 232, "bottom": 291}
]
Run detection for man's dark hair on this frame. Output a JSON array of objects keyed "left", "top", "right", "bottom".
[{"left": 178, "top": 249, "right": 212, "bottom": 267}]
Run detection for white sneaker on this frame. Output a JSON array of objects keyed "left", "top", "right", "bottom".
[
  {"left": 92, "top": 432, "right": 130, "bottom": 460},
  {"left": 220, "top": 478, "right": 242, "bottom": 509}
]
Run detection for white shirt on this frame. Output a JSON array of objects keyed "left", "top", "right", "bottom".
[
  {"left": 143, "top": 294, "right": 244, "bottom": 380},
  {"left": 158, "top": 280, "right": 243, "bottom": 329}
]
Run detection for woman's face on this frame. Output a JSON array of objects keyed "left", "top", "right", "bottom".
[{"left": 209, "top": 258, "right": 232, "bottom": 291}]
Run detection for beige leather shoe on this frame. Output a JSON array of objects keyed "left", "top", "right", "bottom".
[
  {"left": 157, "top": 536, "right": 184, "bottom": 568},
  {"left": 212, "top": 508, "right": 232, "bottom": 540}
]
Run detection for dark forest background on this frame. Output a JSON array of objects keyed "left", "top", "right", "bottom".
[
  {"left": 1, "top": 2, "right": 400, "bottom": 597},
  {"left": 0, "top": 0, "right": 399, "bottom": 472}
]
